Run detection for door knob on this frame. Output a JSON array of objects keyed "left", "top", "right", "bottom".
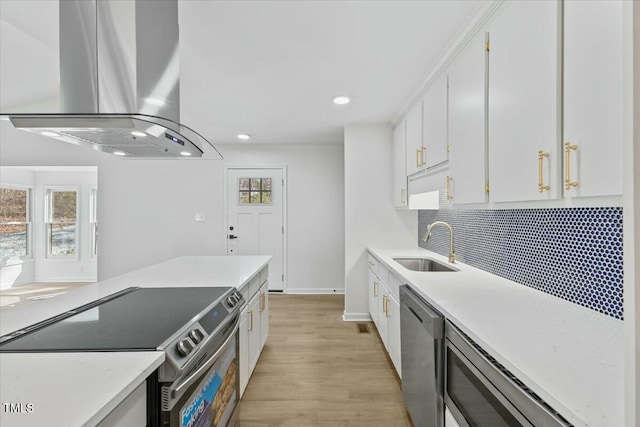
[{"left": 228, "top": 234, "right": 238, "bottom": 240}]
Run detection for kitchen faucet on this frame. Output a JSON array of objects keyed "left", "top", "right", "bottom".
[{"left": 423, "top": 221, "right": 457, "bottom": 263}]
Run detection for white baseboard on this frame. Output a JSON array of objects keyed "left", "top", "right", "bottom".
[
  {"left": 285, "top": 288, "right": 345, "bottom": 295},
  {"left": 342, "top": 312, "right": 372, "bottom": 322}
]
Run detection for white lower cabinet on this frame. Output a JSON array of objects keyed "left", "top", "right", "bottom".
[
  {"left": 97, "top": 382, "right": 146, "bottom": 427},
  {"left": 368, "top": 254, "right": 402, "bottom": 377},
  {"left": 239, "top": 268, "right": 270, "bottom": 397}
]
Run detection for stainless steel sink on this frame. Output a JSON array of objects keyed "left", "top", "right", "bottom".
[{"left": 392, "top": 257, "right": 458, "bottom": 272}]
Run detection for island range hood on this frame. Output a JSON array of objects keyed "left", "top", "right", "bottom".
[{"left": 1, "top": 0, "right": 221, "bottom": 159}]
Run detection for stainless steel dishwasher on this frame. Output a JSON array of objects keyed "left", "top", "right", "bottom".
[{"left": 400, "top": 285, "right": 445, "bottom": 427}]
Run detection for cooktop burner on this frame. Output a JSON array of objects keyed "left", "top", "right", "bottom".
[{"left": 0, "top": 287, "right": 233, "bottom": 352}]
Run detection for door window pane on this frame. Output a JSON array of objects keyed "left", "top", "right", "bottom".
[{"left": 238, "top": 178, "right": 272, "bottom": 205}]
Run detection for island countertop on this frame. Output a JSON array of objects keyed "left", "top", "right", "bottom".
[{"left": 0, "top": 255, "right": 270, "bottom": 427}]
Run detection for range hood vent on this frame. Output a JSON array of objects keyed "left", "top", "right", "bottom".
[{"left": 1, "top": 0, "right": 221, "bottom": 159}]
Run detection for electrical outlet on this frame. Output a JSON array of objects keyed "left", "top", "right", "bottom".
[{"left": 195, "top": 213, "right": 206, "bottom": 222}]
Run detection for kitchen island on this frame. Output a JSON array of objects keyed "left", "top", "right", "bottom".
[{"left": 0, "top": 255, "right": 270, "bottom": 427}]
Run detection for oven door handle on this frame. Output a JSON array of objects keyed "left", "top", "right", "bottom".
[{"left": 172, "top": 321, "right": 239, "bottom": 398}]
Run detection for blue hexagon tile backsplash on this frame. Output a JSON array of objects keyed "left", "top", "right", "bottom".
[{"left": 419, "top": 207, "right": 623, "bottom": 319}]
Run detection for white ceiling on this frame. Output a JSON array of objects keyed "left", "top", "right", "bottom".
[
  {"left": 0, "top": 0, "right": 482, "bottom": 146},
  {"left": 179, "top": 0, "right": 482, "bottom": 145}
]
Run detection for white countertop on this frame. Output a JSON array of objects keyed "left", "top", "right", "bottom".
[
  {"left": 1, "top": 255, "right": 270, "bottom": 336},
  {"left": 0, "top": 351, "right": 164, "bottom": 427},
  {"left": 0, "top": 255, "right": 269, "bottom": 427},
  {"left": 369, "top": 247, "right": 623, "bottom": 427}
]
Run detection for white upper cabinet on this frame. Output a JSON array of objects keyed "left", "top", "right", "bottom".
[
  {"left": 448, "top": 30, "right": 488, "bottom": 205},
  {"left": 422, "top": 72, "right": 449, "bottom": 168},
  {"left": 487, "top": 0, "right": 561, "bottom": 203},
  {"left": 393, "top": 120, "right": 408, "bottom": 207},
  {"left": 405, "top": 101, "right": 424, "bottom": 176},
  {"left": 563, "top": 0, "right": 623, "bottom": 198}
]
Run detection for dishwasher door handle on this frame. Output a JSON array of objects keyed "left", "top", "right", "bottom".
[{"left": 400, "top": 285, "right": 444, "bottom": 339}]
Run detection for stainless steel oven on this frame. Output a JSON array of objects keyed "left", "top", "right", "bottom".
[
  {"left": 444, "top": 320, "right": 572, "bottom": 427},
  {"left": 0, "top": 286, "right": 246, "bottom": 427}
]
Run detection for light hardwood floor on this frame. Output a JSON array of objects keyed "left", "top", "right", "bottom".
[{"left": 239, "top": 294, "right": 412, "bottom": 427}]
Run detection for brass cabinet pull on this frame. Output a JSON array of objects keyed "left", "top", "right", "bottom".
[
  {"left": 537, "top": 150, "right": 550, "bottom": 192},
  {"left": 248, "top": 310, "right": 253, "bottom": 332},
  {"left": 422, "top": 147, "right": 426, "bottom": 166},
  {"left": 382, "top": 295, "right": 386, "bottom": 315},
  {"left": 260, "top": 292, "right": 265, "bottom": 312},
  {"left": 564, "top": 142, "right": 578, "bottom": 190},
  {"left": 446, "top": 176, "right": 453, "bottom": 201},
  {"left": 384, "top": 295, "right": 390, "bottom": 317},
  {"left": 416, "top": 148, "right": 421, "bottom": 168},
  {"left": 374, "top": 281, "right": 378, "bottom": 297}
]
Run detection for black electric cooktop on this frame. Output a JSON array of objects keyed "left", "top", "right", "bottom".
[{"left": 0, "top": 287, "right": 232, "bottom": 352}]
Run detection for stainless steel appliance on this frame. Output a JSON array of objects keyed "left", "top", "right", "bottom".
[
  {"left": 0, "top": 0, "right": 222, "bottom": 159},
  {"left": 400, "top": 285, "right": 445, "bottom": 427},
  {"left": 0, "top": 286, "right": 244, "bottom": 427},
  {"left": 445, "top": 320, "right": 572, "bottom": 427}
]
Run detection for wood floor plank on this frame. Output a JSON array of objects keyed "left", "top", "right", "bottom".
[{"left": 239, "top": 294, "right": 412, "bottom": 427}]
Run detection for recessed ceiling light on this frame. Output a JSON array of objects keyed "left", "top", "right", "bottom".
[
  {"left": 237, "top": 134, "right": 251, "bottom": 140},
  {"left": 113, "top": 151, "right": 126, "bottom": 156},
  {"left": 332, "top": 96, "right": 350, "bottom": 105},
  {"left": 40, "top": 131, "right": 59, "bottom": 137},
  {"left": 145, "top": 98, "right": 165, "bottom": 106},
  {"left": 180, "top": 151, "right": 192, "bottom": 156},
  {"left": 130, "top": 131, "right": 146, "bottom": 137}
]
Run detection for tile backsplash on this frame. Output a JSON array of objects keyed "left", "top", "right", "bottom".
[{"left": 419, "top": 207, "right": 623, "bottom": 319}]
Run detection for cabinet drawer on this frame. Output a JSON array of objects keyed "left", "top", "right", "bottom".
[
  {"left": 259, "top": 266, "right": 269, "bottom": 285},
  {"left": 377, "top": 264, "right": 389, "bottom": 287},
  {"left": 387, "top": 273, "right": 403, "bottom": 302},
  {"left": 248, "top": 275, "right": 261, "bottom": 299},
  {"left": 367, "top": 254, "right": 379, "bottom": 275}
]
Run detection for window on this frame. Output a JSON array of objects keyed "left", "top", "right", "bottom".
[
  {"left": 46, "top": 189, "right": 77, "bottom": 257},
  {"left": 0, "top": 187, "right": 31, "bottom": 262},
  {"left": 90, "top": 188, "right": 98, "bottom": 256},
  {"left": 239, "top": 178, "right": 272, "bottom": 204}
]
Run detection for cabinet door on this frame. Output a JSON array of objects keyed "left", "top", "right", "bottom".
[
  {"left": 393, "top": 120, "right": 408, "bottom": 207},
  {"left": 563, "top": 0, "right": 623, "bottom": 197},
  {"left": 422, "top": 72, "right": 449, "bottom": 168},
  {"left": 386, "top": 294, "right": 402, "bottom": 378},
  {"left": 488, "top": 0, "right": 560, "bottom": 202},
  {"left": 449, "top": 30, "right": 488, "bottom": 205},
  {"left": 239, "top": 307, "right": 249, "bottom": 396},
  {"left": 377, "top": 286, "right": 389, "bottom": 351},
  {"left": 259, "top": 282, "right": 269, "bottom": 349},
  {"left": 368, "top": 270, "right": 379, "bottom": 327},
  {"left": 405, "top": 101, "right": 424, "bottom": 176},
  {"left": 248, "top": 294, "right": 261, "bottom": 375}
]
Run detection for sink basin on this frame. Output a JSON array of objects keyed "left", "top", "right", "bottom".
[{"left": 392, "top": 257, "right": 458, "bottom": 272}]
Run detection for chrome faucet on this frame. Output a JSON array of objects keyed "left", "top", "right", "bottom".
[{"left": 423, "top": 221, "right": 457, "bottom": 263}]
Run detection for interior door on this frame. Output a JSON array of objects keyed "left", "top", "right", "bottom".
[{"left": 226, "top": 168, "right": 284, "bottom": 291}]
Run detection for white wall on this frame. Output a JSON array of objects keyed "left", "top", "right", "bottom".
[
  {"left": 1, "top": 123, "right": 345, "bottom": 294},
  {"left": 217, "top": 144, "right": 345, "bottom": 293},
  {"left": 343, "top": 124, "right": 417, "bottom": 320}
]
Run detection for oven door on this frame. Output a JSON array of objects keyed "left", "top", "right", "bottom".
[
  {"left": 161, "top": 320, "right": 240, "bottom": 427},
  {"left": 444, "top": 321, "right": 569, "bottom": 427}
]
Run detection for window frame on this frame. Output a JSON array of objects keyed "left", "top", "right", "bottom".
[
  {"left": 0, "top": 184, "right": 33, "bottom": 266},
  {"left": 45, "top": 186, "right": 79, "bottom": 259},
  {"left": 89, "top": 187, "right": 98, "bottom": 257},
  {"left": 238, "top": 177, "right": 273, "bottom": 206}
]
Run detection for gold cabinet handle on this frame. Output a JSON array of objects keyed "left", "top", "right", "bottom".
[
  {"left": 382, "top": 295, "right": 386, "bottom": 315},
  {"left": 260, "top": 292, "right": 265, "bottom": 312},
  {"left": 416, "top": 148, "right": 421, "bottom": 168},
  {"left": 373, "top": 281, "right": 378, "bottom": 297},
  {"left": 446, "top": 176, "right": 453, "bottom": 201},
  {"left": 422, "top": 147, "right": 426, "bottom": 166},
  {"left": 564, "top": 142, "right": 578, "bottom": 190},
  {"left": 537, "top": 150, "right": 550, "bottom": 192},
  {"left": 248, "top": 310, "right": 253, "bottom": 331}
]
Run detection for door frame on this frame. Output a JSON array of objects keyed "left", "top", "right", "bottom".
[{"left": 224, "top": 166, "right": 288, "bottom": 292}]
